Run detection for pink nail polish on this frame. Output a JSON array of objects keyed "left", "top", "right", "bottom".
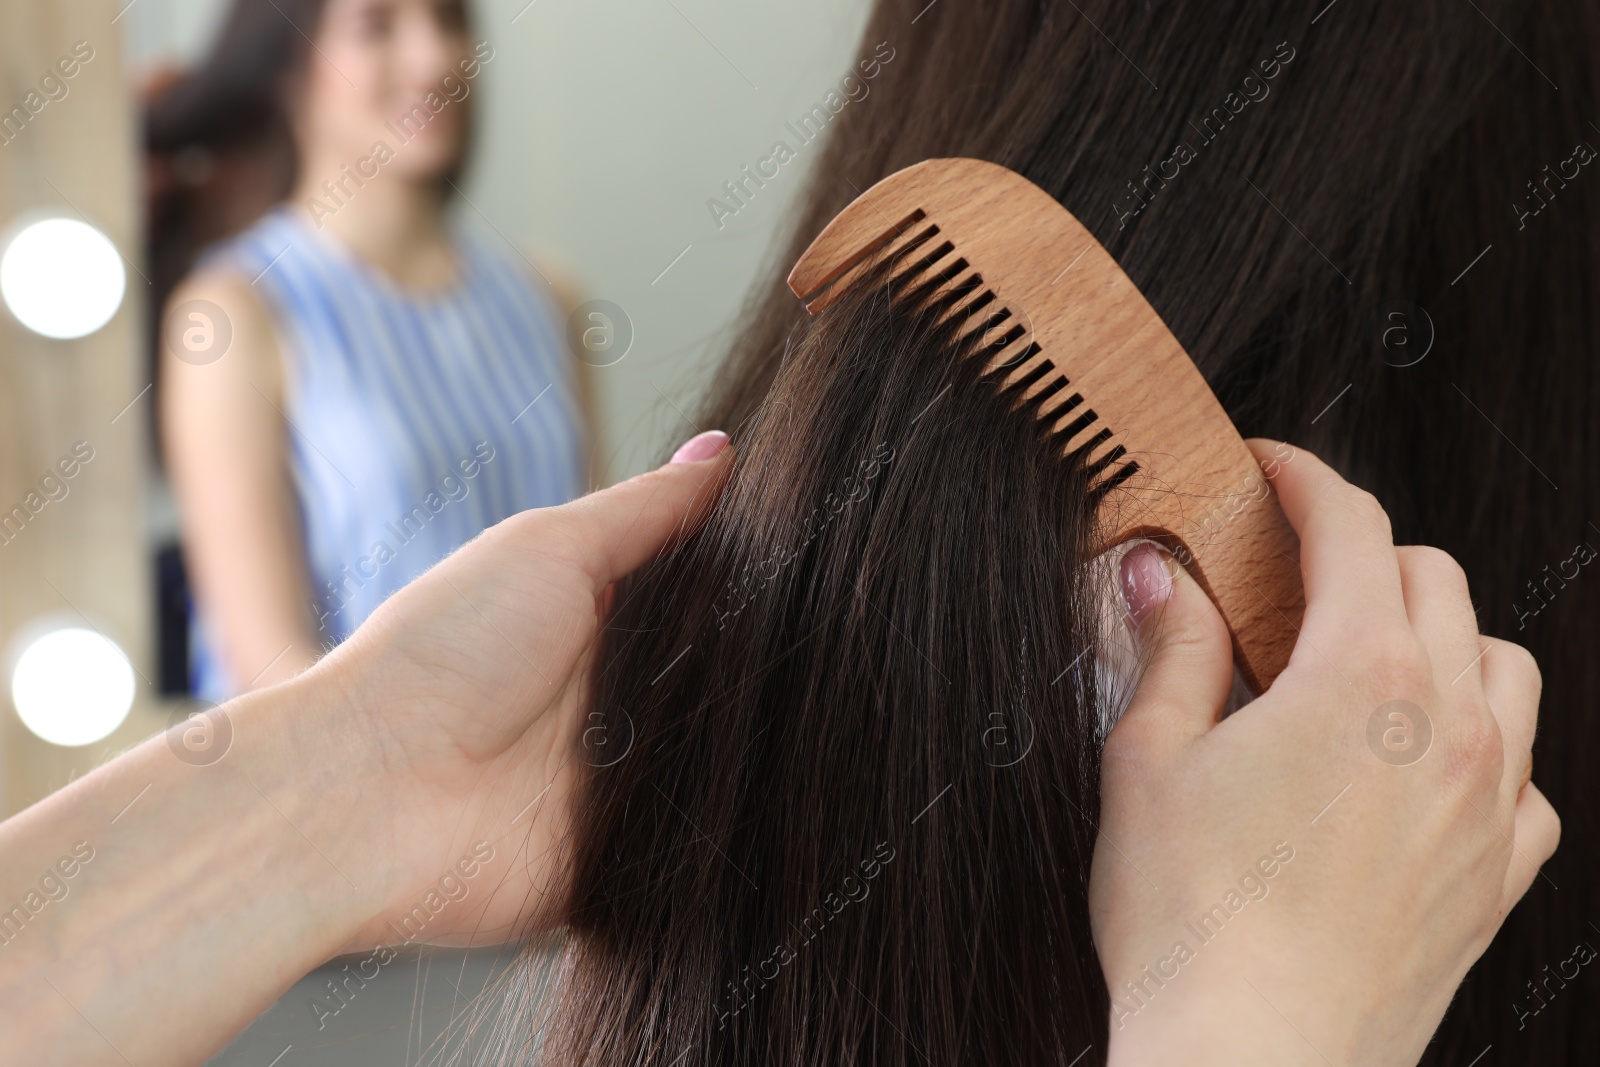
[
  {"left": 670, "top": 430, "right": 729, "bottom": 464},
  {"left": 1120, "top": 543, "right": 1174, "bottom": 628}
]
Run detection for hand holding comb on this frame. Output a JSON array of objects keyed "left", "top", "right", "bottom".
[{"left": 787, "top": 157, "right": 1304, "bottom": 694}]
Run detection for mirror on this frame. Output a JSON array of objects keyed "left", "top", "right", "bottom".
[{"left": 0, "top": 1, "right": 865, "bottom": 1059}]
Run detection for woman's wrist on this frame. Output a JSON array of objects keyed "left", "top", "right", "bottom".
[
  {"left": 267, "top": 650, "right": 533, "bottom": 953},
  {"left": 230, "top": 667, "right": 396, "bottom": 937},
  {"left": 0, "top": 676, "right": 383, "bottom": 1064},
  {"left": 1104, "top": 978, "right": 1348, "bottom": 1067}
]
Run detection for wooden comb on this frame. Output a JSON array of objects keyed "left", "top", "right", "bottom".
[{"left": 787, "top": 157, "right": 1304, "bottom": 694}]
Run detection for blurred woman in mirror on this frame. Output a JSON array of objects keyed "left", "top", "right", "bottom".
[{"left": 145, "top": 0, "right": 593, "bottom": 700}]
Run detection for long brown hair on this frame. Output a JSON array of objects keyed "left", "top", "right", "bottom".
[{"left": 500, "top": 1, "right": 1598, "bottom": 1063}]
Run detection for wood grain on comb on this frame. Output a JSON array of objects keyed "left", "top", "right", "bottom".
[{"left": 787, "top": 157, "right": 1305, "bottom": 693}]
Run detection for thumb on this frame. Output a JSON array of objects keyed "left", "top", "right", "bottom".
[
  {"left": 1108, "top": 542, "right": 1236, "bottom": 758},
  {"left": 557, "top": 430, "right": 734, "bottom": 590}
]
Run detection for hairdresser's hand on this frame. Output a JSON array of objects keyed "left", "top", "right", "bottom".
[
  {"left": 1094, "top": 441, "right": 1557, "bottom": 1067},
  {"left": 0, "top": 432, "right": 734, "bottom": 1065},
  {"left": 304, "top": 430, "right": 733, "bottom": 951}
]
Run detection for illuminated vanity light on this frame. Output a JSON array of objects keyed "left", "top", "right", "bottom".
[
  {"left": 0, "top": 217, "right": 126, "bottom": 339},
  {"left": 11, "top": 627, "right": 135, "bottom": 747}
]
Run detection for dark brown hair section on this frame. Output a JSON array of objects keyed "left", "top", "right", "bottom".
[
  {"left": 551, "top": 256, "right": 1116, "bottom": 1062},
  {"left": 513, "top": 1, "right": 1597, "bottom": 1063}
]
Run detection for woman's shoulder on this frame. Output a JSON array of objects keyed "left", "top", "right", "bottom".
[
  {"left": 162, "top": 262, "right": 283, "bottom": 393},
  {"left": 192, "top": 205, "right": 301, "bottom": 280},
  {"left": 159, "top": 263, "right": 289, "bottom": 466},
  {"left": 166, "top": 265, "right": 270, "bottom": 329},
  {"left": 534, "top": 255, "right": 584, "bottom": 321}
]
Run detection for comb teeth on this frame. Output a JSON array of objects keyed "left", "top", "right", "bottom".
[
  {"left": 790, "top": 158, "right": 1306, "bottom": 695},
  {"left": 869, "top": 221, "right": 1140, "bottom": 496}
]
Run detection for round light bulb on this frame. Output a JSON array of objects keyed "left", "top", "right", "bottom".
[
  {"left": 0, "top": 217, "right": 126, "bottom": 339},
  {"left": 11, "top": 627, "right": 136, "bottom": 747}
]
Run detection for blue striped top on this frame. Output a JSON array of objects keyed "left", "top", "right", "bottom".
[{"left": 188, "top": 206, "right": 585, "bottom": 702}]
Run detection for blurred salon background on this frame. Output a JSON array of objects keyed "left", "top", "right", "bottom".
[{"left": 0, "top": 0, "right": 867, "bottom": 1060}]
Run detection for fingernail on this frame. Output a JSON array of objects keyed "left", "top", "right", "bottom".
[
  {"left": 670, "top": 430, "right": 729, "bottom": 464},
  {"left": 1120, "top": 543, "right": 1174, "bottom": 629}
]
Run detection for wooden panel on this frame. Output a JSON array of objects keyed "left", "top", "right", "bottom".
[{"left": 0, "top": 0, "right": 169, "bottom": 816}]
